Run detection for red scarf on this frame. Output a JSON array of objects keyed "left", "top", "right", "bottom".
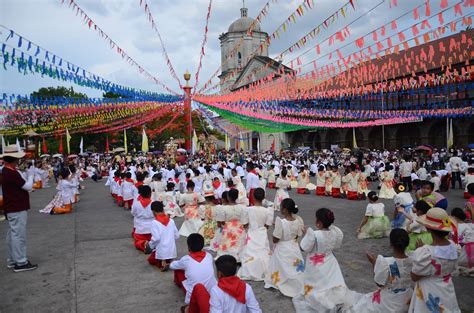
[
  {"left": 125, "top": 178, "right": 134, "bottom": 183},
  {"left": 114, "top": 177, "right": 119, "bottom": 182},
  {"left": 137, "top": 195, "right": 151, "bottom": 208},
  {"left": 189, "top": 251, "right": 206, "bottom": 262},
  {"left": 218, "top": 276, "right": 246, "bottom": 304},
  {"left": 212, "top": 180, "right": 221, "bottom": 189},
  {"left": 174, "top": 178, "right": 179, "bottom": 184},
  {"left": 249, "top": 169, "right": 257, "bottom": 175},
  {"left": 155, "top": 213, "right": 170, "bottom": 226},
  {"left": 135, "top": 181, "right": 144, "bottom": 188}
]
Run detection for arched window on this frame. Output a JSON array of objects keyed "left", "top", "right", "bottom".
[{"left": 238, "top": 52, "right": 242, "bottom": 66}]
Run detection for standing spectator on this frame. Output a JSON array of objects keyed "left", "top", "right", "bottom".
[
  {"left": 449, "top": 151, "right": 463, "bottom": 189},
  {"left": 1, "top": 145, "right": 37, "bottom": 272},
  {"left": 399, "top": 157, "right": 413, "bottom": 191}
]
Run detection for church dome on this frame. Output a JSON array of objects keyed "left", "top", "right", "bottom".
[{"left": 228, "top": 7, "right": 261, "bottom": 33}]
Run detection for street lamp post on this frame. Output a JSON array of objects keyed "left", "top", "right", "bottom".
[{"left": 183, "top": 71, "right": 192, "bottom": 151}]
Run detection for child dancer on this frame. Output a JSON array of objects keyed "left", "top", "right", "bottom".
[
  {"left": 210, "top": 255, "right": 262, "bottom": 312},
  {"left": 121, "top": 172, "right": 136, "bottom": 210},
  {"left": 357, "top": 166, "right": 370, "bottom": 200},
  {"left": 179, "top": 181, "right": 205, "bottom": 237},
  {"left": 147, "top": 201, "right": 179, "bottom": 271},
  {"left": 198, "top": 185, "right": 218, "bottom": 246},
  {"left": 328, "top": 166, "right": 341, "bottom": 198},
  {"left": 324, "top": 166, "right": 333, "bottom": 196},
  {"left": 296, "top": 167, "right": 309, "bottom": 194},
  {"left": 210, "top": 190, "right": 228, "bottom": 252},
  {"left": 464, "top": 169, "right": 474, "bottom": 199},
  {"left": 345, "top": 165, "right": 360, "bottom": 200},
  {"left": 131, "top": 185, "right": 153, "bottom": 252},
  {"left": 401, "top": 200, "right": 433, "bottom": 253},
  {"left": 409, "top": 208, "right": 461, "bottom": 313},
  {"left": 465, "top": 183, "right": 474, "bottom": 221},
  {"left": 49, "top": 170, "right": 79, "bottom": 214},
  {"left": 315, "top": 166, "right": 326, "bottom": 196},
  {"left": 345, "top": 229, "right": 413, "bottom": 313},
  {"left": 170, "top": 234, "right": 217, "bottom": 311},
  {"left": 238, "top": 188, "right": 273, "bottom": 281},
  {"left": 163, "top": 182, "right": 183, "bottom": 218},
  {"left": 216, "top": 189, "right": 246, "bottom": 261},
  {"left": 357, "top": 192, "right": 390, "bottom": 239},
  {"left": 378, "top": 166, "right": 396, "bottom": 199},
  {"left": 391, "top": 183, "right": 414, "bottom": 229},
  {"left": 267, "top": 165, "right": 276, "bottom": 189},
  {"left": 264, "top": 198, "right": 304, "bottom": 297},
  {"left": 273, "top": 169, "right": 290, "bottom": 211},
  {"left": 293, "top": 208, "right": 354, "bottom": 312},
  {"left": 451, "top": 208, "right": 474, "bottom": 276},
  {"left": 415, "top": 181, "right": 448, "bottom": 210},
  {"left": 150, "top": 173, "right": 166, "bottom": 202}
]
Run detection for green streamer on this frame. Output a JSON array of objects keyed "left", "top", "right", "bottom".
[{"left": 199, "top": 103, "right": 315, "bottom": 133}]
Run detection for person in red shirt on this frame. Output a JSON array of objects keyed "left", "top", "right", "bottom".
[{"left": 1, "top": 145, "right": 38, "bottom": 272}]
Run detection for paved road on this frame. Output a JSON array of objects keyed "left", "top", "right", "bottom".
[{"left": 1, "top": 179, "right": 472, "bottom": 313}]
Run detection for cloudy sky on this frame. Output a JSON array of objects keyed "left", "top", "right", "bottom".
[{"left": 0, "top": 0, "right": 464, "bottom": 97}]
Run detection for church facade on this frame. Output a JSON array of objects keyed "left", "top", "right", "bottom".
[{"left": 218, "top": 6, "right": 474, "bottom": 151}]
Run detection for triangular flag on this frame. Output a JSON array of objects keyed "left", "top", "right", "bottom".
[
  {"left": 257, "top": 137, "right": 260, "bottom": 153},
  {"left": 105, "top": 135, "right": 109, "bottom": 154},
  {"left": 38, "top": 140, "right": 41, "bottom": 155},
  {"left": 124, "top": 129, "right": 128, "bottom": 154},
  {"left": 16, "top": 138, "right": 21, "bottom": 152},
  {"left": 141, "top": 128, "right": 149, "bottom": 153},
  {"left": 66, "top": 128, "right": 71, "bottom": 154}
]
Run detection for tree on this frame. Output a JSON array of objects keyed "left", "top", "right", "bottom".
[
  {"left": 31, "top": 86, "right": 87, "bottom": 99},
  {"left": 103, "top": 91, "right": 128, "bottom": 99}
]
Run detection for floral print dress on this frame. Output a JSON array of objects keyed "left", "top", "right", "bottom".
[
  {"left": 293, "top": 225, "right": 355, "bottom": 312},
  {"left": 198, "top": 204, "right": 217, "bottom": 246},
  {"left": 178, "top": 192, "right": 204, "bottom": 237},
  {"left": 216, "top": 204, "right": 246, "bottom": 261},
  {"left": 408, "top": 242, "right": 461, "bottom": 313},
  {"left": 264, "top": 216, "right": 304, "bottom": 297},
  {"left": 345, "top": 256, "right": 413, "bottom": 313}
]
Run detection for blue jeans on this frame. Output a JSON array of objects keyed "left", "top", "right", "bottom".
[{"left": 6, "top": 211, "right": 28, "bottom": 266}]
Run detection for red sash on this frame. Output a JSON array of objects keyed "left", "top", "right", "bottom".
[
  {"left": 155, "top": 213, "right": 170, "bottom": 226},
  {"left": 137, "top": 195, "right": 151, "bottom": 208},
  {"left": 218, "top": 276, "right": 246, "bottom": 304},
  {"left": 189, "top": 251, "right": 206, "bottom": 263}
]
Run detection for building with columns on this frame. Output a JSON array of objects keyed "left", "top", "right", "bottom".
[{"left": 216, "top": 6, "right": 473, "bottom": 152}]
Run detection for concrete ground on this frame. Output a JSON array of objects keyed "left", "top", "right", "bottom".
[{"left": 0, "top": 179, "right": 473, "bottom": 313}]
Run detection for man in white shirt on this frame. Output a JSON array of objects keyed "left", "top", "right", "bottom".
[
  {"left": 245, "top": 164, "right": 260, "bottom": 206},
  {"left": 449, "top": 152, "right": 463, "bottom": 189},
  {"left": 399, "top": 158, "right": 413, "bottom": 191}
]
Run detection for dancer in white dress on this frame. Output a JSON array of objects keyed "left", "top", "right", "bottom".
[
  {"left": 149, "top": 173, "right": 166, "bottom": 202},
  {"left": 408, "top": 208, "right": 461, "bottom": 313},
  {"left": 215, "top": 189, "right": 246, "bottom": 261},
  {"left": 238, "top": 188, "right": 274, "bottom": 281},
  {"left": 178, "top": 180, "right": 205, "bottom": 237},
  {"left": 344, "top": 229, "right": 413, "bottom": 313},
  {"left": 273, "top": 169, "right": 290, "bottom": 211},
  {"left": 163, "top": 182, "right": 183, "bottom": 218},
  {"left": 264, "top": 198, "right": 304, "bottom": 297},
  {"left": 379, "top": 166, "right": 396, "bottom": 199},
  {"left": 293, "top": 208, "right": 353, "bottom": 312}
]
